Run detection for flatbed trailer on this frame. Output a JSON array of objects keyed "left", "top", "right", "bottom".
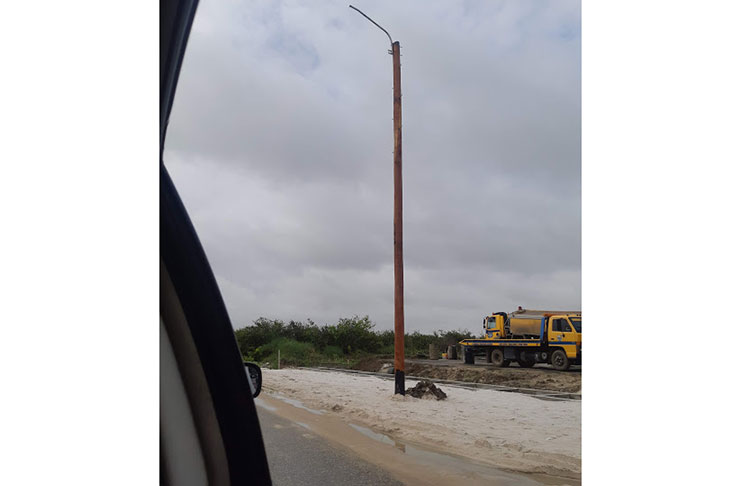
[{"left": 459, "top": 313, "right": 581, "bottom": 371}]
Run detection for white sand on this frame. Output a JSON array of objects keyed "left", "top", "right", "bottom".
[{"left": 262, "top": 369, "right": 581, "bottom": 477}]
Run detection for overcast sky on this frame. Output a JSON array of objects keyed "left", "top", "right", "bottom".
[{"left": 164, "top": 0, "right": 581, "bottom": 334}]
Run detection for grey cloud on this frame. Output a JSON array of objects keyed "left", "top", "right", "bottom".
[{"left": 165, "top": 0, "right": 581, "bottom": 333}]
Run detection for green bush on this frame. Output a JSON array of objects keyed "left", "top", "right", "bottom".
[
  {"left": 377, "top": 329, "right": 394, "bottom": 347},
  {"left": 323, "top": 345, "right": 344, "bottom": 358},
  {"left": 234, "top": 316, "right": 477, "bottom": 365},
  {"left": 377, "top": 344, "right": 395, "bottom": 355},
  {"left": 254, "top": 338, "right": 316, "bottom": 368},
  {"left": 235, "top": 318, "right": 287, "bottom": 356},
  {"left": 328, "top": 316, "right": 380, "bottom": 354},
  {"left": 255, "top": 337, "right": 314, "bottom": 360}
]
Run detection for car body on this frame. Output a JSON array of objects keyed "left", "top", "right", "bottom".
[{"left": 160, "top": 0, "right": 272, "bottom": 484}]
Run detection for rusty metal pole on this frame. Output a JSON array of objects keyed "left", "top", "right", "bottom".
[
  {"left": 348, "top": 5, "right": 405, "bottom": 394},
  {"left": 391, "top": 40, "right": 405, "bottom": 395}
]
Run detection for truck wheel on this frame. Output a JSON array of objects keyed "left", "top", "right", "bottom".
[
  {"left": 491, "top": 349, "right": 506, "bottom": 367},
  {"left": 464, "top": 348, "right": 475, "bottom": 365},
  {"left": 550, "top": 349, "right": 570, "bottom": 371}
]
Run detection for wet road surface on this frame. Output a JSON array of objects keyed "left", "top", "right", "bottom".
[
  {"left": 257, "top": 405, "right": 403, "bottom": 486},
  {"left": 255, "top": 394, "right": 579, "bottom": 486}
]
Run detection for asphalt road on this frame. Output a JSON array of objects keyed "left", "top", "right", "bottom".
[{"left": 256, "top": 406, "right": 403, "bottom": 486}]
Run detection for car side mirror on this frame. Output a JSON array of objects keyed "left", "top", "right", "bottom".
[{"left": 244, "top": 362, "right": 263, "bottom": 398}]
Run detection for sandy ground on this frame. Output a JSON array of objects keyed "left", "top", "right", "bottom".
[{"left": 262, "top": 369, "right": 581, "bottom": 479}]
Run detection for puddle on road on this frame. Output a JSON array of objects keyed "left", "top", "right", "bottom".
[
  {"left": 254, "top": 398, "right": 277, "bottom": 412},
  {"left": 349, "top": 423, "right": 396, "bottom": 446},
  {"left": 259, "top": 394, "right": 579, "bottom": 486},
  {"left": 270, "top": 393, "right": 324, "bottom": 415},
  {"left": 347, "top": 423, "right": 575, "bottom": 485}
]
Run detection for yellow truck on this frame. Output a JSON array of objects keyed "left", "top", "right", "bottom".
[{"left": 459, "top": 309, "right": 582, "bottom": 371}]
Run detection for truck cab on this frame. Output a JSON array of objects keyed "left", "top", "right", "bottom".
[
  {"left": 546, "top": 314, "right": 582, "bottom": 369},
  {"left": 482, "top": 312, "right": 507, "bottom": 338}
]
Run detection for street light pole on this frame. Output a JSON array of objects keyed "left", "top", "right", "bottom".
[
  {"left": 390, "top": 39, "right": 405, "bottom": 396},
  {"left": 349, "top": 5, "right": 405, "bottom": 395}
]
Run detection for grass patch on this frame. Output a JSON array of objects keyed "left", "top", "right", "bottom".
[{"left": 250, "top": 338, "right": 370, "bottom": 369}]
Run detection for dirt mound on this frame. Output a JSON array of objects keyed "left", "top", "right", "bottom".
[
  {"left": 405, "top": 362, "right": 581, "bottom": 393},
  {"left": 352, "top": 356, "right": 386, "bottom": 372},
  {"left": 406, "top": 380, "right": 447, "bottom": 400},
  {"left": 348, "top": 357, "right": 581, "bottom": 393}
]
